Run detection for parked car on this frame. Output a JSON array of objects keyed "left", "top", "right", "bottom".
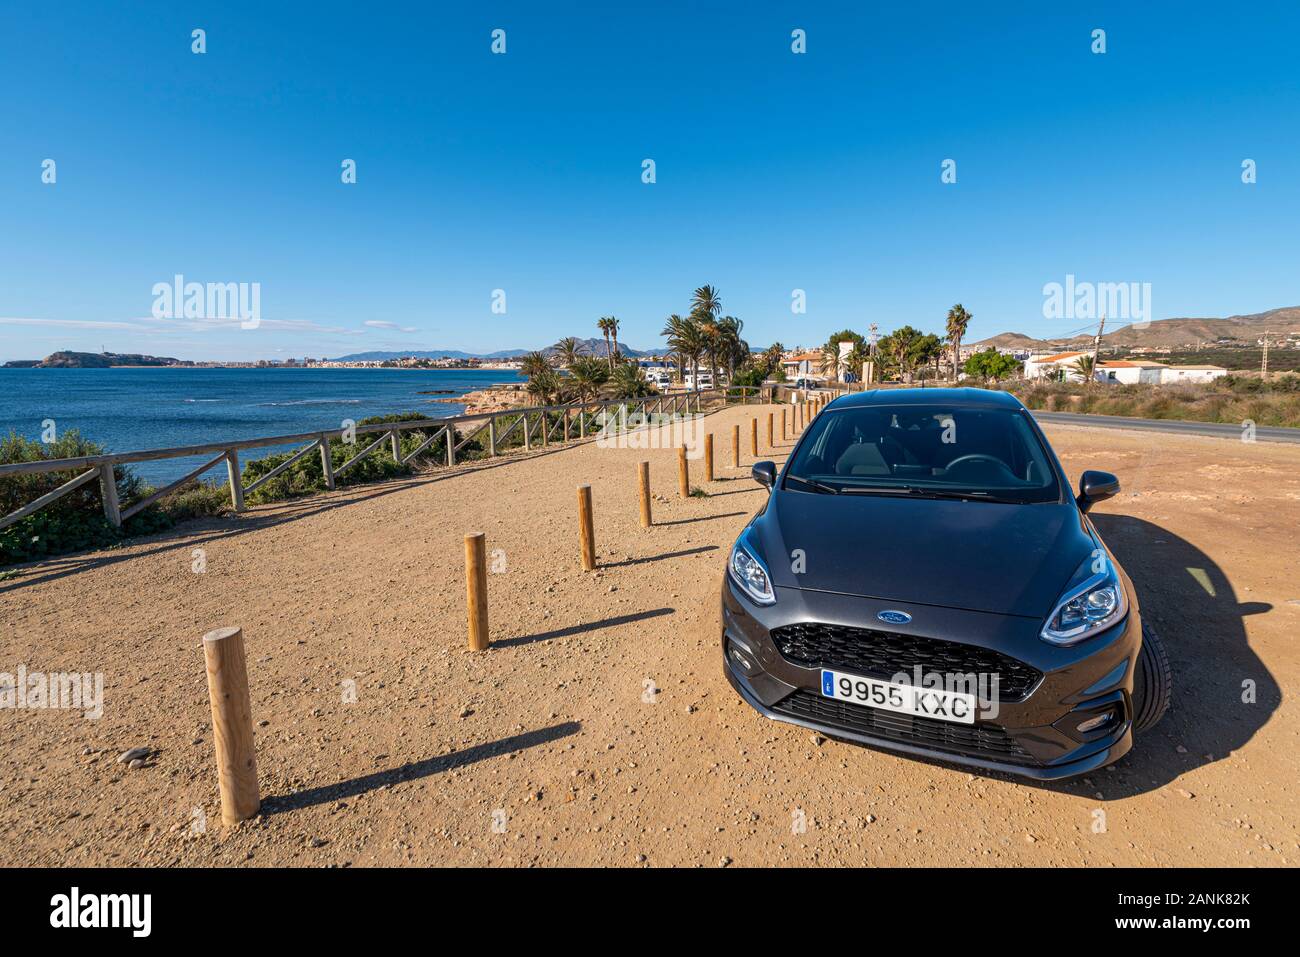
[
  {"left": 721, "top": 387, "right": 1170, "bottom": 780},
  {"left": 793, "top": 377, "right": 821, "bottom": 391}
]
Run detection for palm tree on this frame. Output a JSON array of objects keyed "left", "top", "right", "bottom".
[
  {"left": 552, "top": 336, "right": 586, "bottom": 369},
  {"left": 844, "top": 341, "right": 871, "bottom": 383},
  {"left": 662, "top": 313, "right": 703, "bottom": 383},
  {"left": 519, "top": 351, "right": 551, "bottom": 380},
  {"left": 717, "top": 316, "right": 747, "bottom": 381},
  {"left": 598, "top": 317, "right": 618, "bottom": 369},
  {"left": 694, "top": 309, "right": 722, "bottom": 382},
  {"left": 610, "top": 361, "right": 652, "bottom": 399},
  {"left": 607, "top": 316, "right": 621, "bottom": 365},
  {"left": 525, "top": 367, "right": 561, "bottom": 405},
  {"left": 568, "top": 356, "right": 610, "bottom": 402},
  {"left": 880, "top": 326, "right": 924, "bottom": 381},
  {"left": 819, "top": 343, "right": 843, "bottom": 383},
  {"left": 945, "top": 304, "right": 972, "bottom": 381},
  {"left": 1071, "top": 354, "right": 1096, "bottom": 382},
  {"left": 691, "top": 285, "right": 722, "bottom": 320}
]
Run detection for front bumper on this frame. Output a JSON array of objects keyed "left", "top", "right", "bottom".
[{"left": 721, "top": 575, "right": 1139, "bottom": 781}]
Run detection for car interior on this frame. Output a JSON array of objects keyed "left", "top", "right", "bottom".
[{"left": 790, "top": 406, "right": 1058, "bottom": 492}]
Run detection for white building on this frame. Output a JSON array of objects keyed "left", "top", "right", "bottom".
[
  {"left": 1024, "top": 351, "right": 1089, "bottom": 380},
  {"left": 1094, "top": 361, "right": 1227, "bottom": 385}
]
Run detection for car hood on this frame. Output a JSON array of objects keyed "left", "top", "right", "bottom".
[{"left": 751, "top": 488, "right": 1095, "bottom": 619}]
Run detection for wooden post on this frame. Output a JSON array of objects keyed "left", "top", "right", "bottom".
[
  {"left": 577, "top": 485, "right": 596, "bottom": 571},
  {"left": 524, "top": 411, "right": 532, "bottom": 451},
  {"left": 541, "top": 411, "right": 549, "bottom": 447},
  {"left": 488, "top": 418, "right": 497, "bottom": 456},
  {"left": 705, "top": 433, "right": 714, "bottom": 481},
  {"left": 201, "top": 626, "right": 260, "bottom": 825},
  {"left": 678, "top": 445, "right": 690, "bottom": 497},
  {"left": 319, "top": 435, "right": 335, "bottom": 490},
  {"left": 447, "top": 425, "right": 456, "bottom": 467},
  {"left": 732, "top": 423, "right": 740, "bottom": 467},
  {"left": 767, "top": 412, "right": 773, "bottom": 449},
  {"left": 750, "top": 418, "right": 758, "bottom": 457},
  {"left": 464, "top": 533, "right": 489, "bottom": 651},
  {"left": 225, "top": 451, "right": 244, "bottom": 511},
  {"left": 390, "top": 430, "right": 401, "bottom": 461},
  {"left": 781, "top": 407, "right": 787, "bottom": 440},
  {"left": 98, "top": 463, "right": 121, "bottom": 527},
  {"left": 638, "top": 461, "right": 652, "bottom": 528}
]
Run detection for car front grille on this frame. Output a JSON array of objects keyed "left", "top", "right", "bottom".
[
  {"left": 772, "top": 689, "right": 1040, "bottom": 766},
  {"left": 770, "top": 622, "right": 1041, "bottom": 701}
]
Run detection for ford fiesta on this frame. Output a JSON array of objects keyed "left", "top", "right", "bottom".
[{"left": 721, "top": 388, "right": 1171, "bottom": 779}]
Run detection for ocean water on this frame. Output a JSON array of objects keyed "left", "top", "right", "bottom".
[{"left": 0, "top": 367, "right": 525, "bottom": 484}]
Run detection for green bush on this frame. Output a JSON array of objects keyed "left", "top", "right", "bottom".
[
  {"left": 240, "top": 412, "right": 463, "bottom": 504},
  {"left": 0, "top": 431, "right": 228, "bottom": 566}
]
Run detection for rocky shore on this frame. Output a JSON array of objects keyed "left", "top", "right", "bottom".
[{"left": 436, "top": 383, "right": 529, "bottom": 415}]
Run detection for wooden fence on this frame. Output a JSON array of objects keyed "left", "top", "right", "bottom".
[{"left": 0, "top": 385, "right": 771, "bottom": 532}]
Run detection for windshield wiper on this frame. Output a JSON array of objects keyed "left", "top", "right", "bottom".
[
  {"left": 784, "top": 475, "right": 840, "bottom": 494},
  {"left": 838, "top": 485, "right": 1022, "bottom": 504}
]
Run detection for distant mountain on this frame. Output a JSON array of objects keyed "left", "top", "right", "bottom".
[
  {"left": 330, "top": 339, "right": 657, "bottom": 362},
  {"left": 2, "top": 351, "right": 190, "bottom": 368},
  {"left": 970, "top": 305, "right": 1300, "bottom": 351}
]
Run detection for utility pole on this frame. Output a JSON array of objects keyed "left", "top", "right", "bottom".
[
  {"left": 1089, "top": 313, "right": 1105, "bottom": 385},
  {"left": 1261, "top": 331, "right": 1270, "bottom": 380}
]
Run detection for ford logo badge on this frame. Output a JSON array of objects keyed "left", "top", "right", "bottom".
[{"left": 877, "top": 610, "right": 912, "bottom": 625}]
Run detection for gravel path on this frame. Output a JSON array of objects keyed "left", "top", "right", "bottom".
[{"left": 1, "top": 403, "right": 1296, "bottom": 866}]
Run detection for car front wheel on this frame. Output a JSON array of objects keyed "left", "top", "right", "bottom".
[{"left": 1132, "top": 621, "right": 1172, "bottom": 732}]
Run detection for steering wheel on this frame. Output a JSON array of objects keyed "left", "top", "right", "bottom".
[{"left": 944, "top": 454, "right": 1006, "bottom": 472}]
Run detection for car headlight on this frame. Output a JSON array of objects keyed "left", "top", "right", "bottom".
[
  {"left": 1040, "top": 554, "right": 1128, "bottom": 646},
  {"left": 729, "top": 532, "right": 775, "bottom": 605}
]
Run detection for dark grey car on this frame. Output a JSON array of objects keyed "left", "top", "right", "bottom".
[{"left": 721, "top": 388, "right": 1171, "bottom": 780}]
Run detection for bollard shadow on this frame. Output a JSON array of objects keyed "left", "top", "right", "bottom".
[
  {"left": 261, "top": 721, "right": 582, "bottom": 815},
  {"left": 495, "top": 607, "right": 674, "bottom": 648},
  {"left": 603, "top": 545, "right": 718, "bottom": 568},
  {"left": 654, "top": 511, "right": 746, "bottom": 527}
]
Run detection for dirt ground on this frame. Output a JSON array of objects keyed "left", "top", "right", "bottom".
[{"left": 1, "top": 403, "right": 1297, "bottom": 867}]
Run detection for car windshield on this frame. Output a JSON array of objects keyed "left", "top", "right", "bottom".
[{"left": 783, "top": 404, "right": 1061, "bottom": 504}]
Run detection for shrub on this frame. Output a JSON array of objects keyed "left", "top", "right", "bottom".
[{"left": 0, "top": 431, "right": 227, "bottom": 566}]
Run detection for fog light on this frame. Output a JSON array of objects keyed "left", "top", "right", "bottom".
[
  {"left": 728, "top": 645, "right": 756, "bottom": 675},
  {"left": 1076, "top": 710, "right": 1115, "bottom": 733}
]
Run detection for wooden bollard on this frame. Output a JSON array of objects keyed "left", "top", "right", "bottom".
[
  {"left": 678, "top": 445, "right": 690, "bottom": 497},
  {"left": 732, "top": 423, "right": 740, "bottom": 467},
  {"left": 781, "top": 407, "right": 787, "bottom": 440},
  {"left": 464, "top": 532, "right": 489, "bottom": 651},
  {"left": 577, "top": 485, "right": 596, "bottom": 571},
  {"left": 201, "top": 626, "right": 260, "bottom": 825},
  {"left": 705, "top": 433, "right": 714, "bottom": 481},
  {"left": 767, "top": 412, "right": 773, "bottom": 448},
  {"left": 750, "top": 418, "right": 758, "bottom": 457},
  {"left": 638, "top": 461, "right": 652, "bottom": 528}
]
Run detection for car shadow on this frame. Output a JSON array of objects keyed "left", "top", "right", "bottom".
[{"left": 1033, "top": 513, "right": 1279, "bottom": 798}]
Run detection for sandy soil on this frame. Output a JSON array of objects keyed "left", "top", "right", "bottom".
[{"left": 1, "top": 403, "right": 1296, "bottom": 867}]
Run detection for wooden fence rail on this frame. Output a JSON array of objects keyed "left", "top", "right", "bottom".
[{"left": 0, "top": 385, "right": 769, "bottom": 531}]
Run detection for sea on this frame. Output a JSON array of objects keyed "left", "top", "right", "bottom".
[{"left": 0, "top": 367, "right": 526, "bottom": 485}]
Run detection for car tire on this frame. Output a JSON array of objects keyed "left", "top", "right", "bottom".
[{"left": 1132, "top": 621, "right": 1172, "bottom": 732}]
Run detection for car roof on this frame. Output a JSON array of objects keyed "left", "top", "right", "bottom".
[{"left": 828, "top": 387, "right": 1025, "bottom": 410}]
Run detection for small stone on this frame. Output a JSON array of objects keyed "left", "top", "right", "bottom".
[
  {"left": 1175, "top": 745, "right": 1188, "bottom": 754},
  {"left": 257, "top": 720, "right": 270, "bottom": 728},
  {"left": 1177, "top": 788, "right": 1195, "bottom": 799},
  {"left": 810, "top": 734, "right": 825, "bottom": 746},
  {"left": 718, "top": 856, "right": 732, "bottom": 867},
  {"left": 1024, "top": 834, "right": 1036, "bottom": 843},
  {"left": 117, "top": 747, "right": 149, "bottom": 764},
  {"left": 128, "top": 758, "right": 146, "bottom": 770},
  {"left": 635, "top": 854, "right": 647, "bottom": 863},
  {"left": 866, "top": 814, "right": 876, "bottom": 824},
  {"left": 459, "top": 708, "right": 474, "bottom": 718}
]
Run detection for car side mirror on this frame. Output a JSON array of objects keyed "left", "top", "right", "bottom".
[
  {"left": 1077, "top": 470, "right": 1120, "bottom": 512},
  {"left": 752, "top": 460, "right": 776, "bottom": 489}
]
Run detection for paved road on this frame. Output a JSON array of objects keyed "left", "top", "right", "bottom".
[{"left": 1032, "top": 410, "right": 1300, "bottom": 444}]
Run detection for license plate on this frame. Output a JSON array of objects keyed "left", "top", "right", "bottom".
[{"left": 820, "top": 669, "right": 977, "bottom": 725}]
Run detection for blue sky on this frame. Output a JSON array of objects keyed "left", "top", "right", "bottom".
[{"left": 2, "top": 1, "right": 1297, "bottom": 362}]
